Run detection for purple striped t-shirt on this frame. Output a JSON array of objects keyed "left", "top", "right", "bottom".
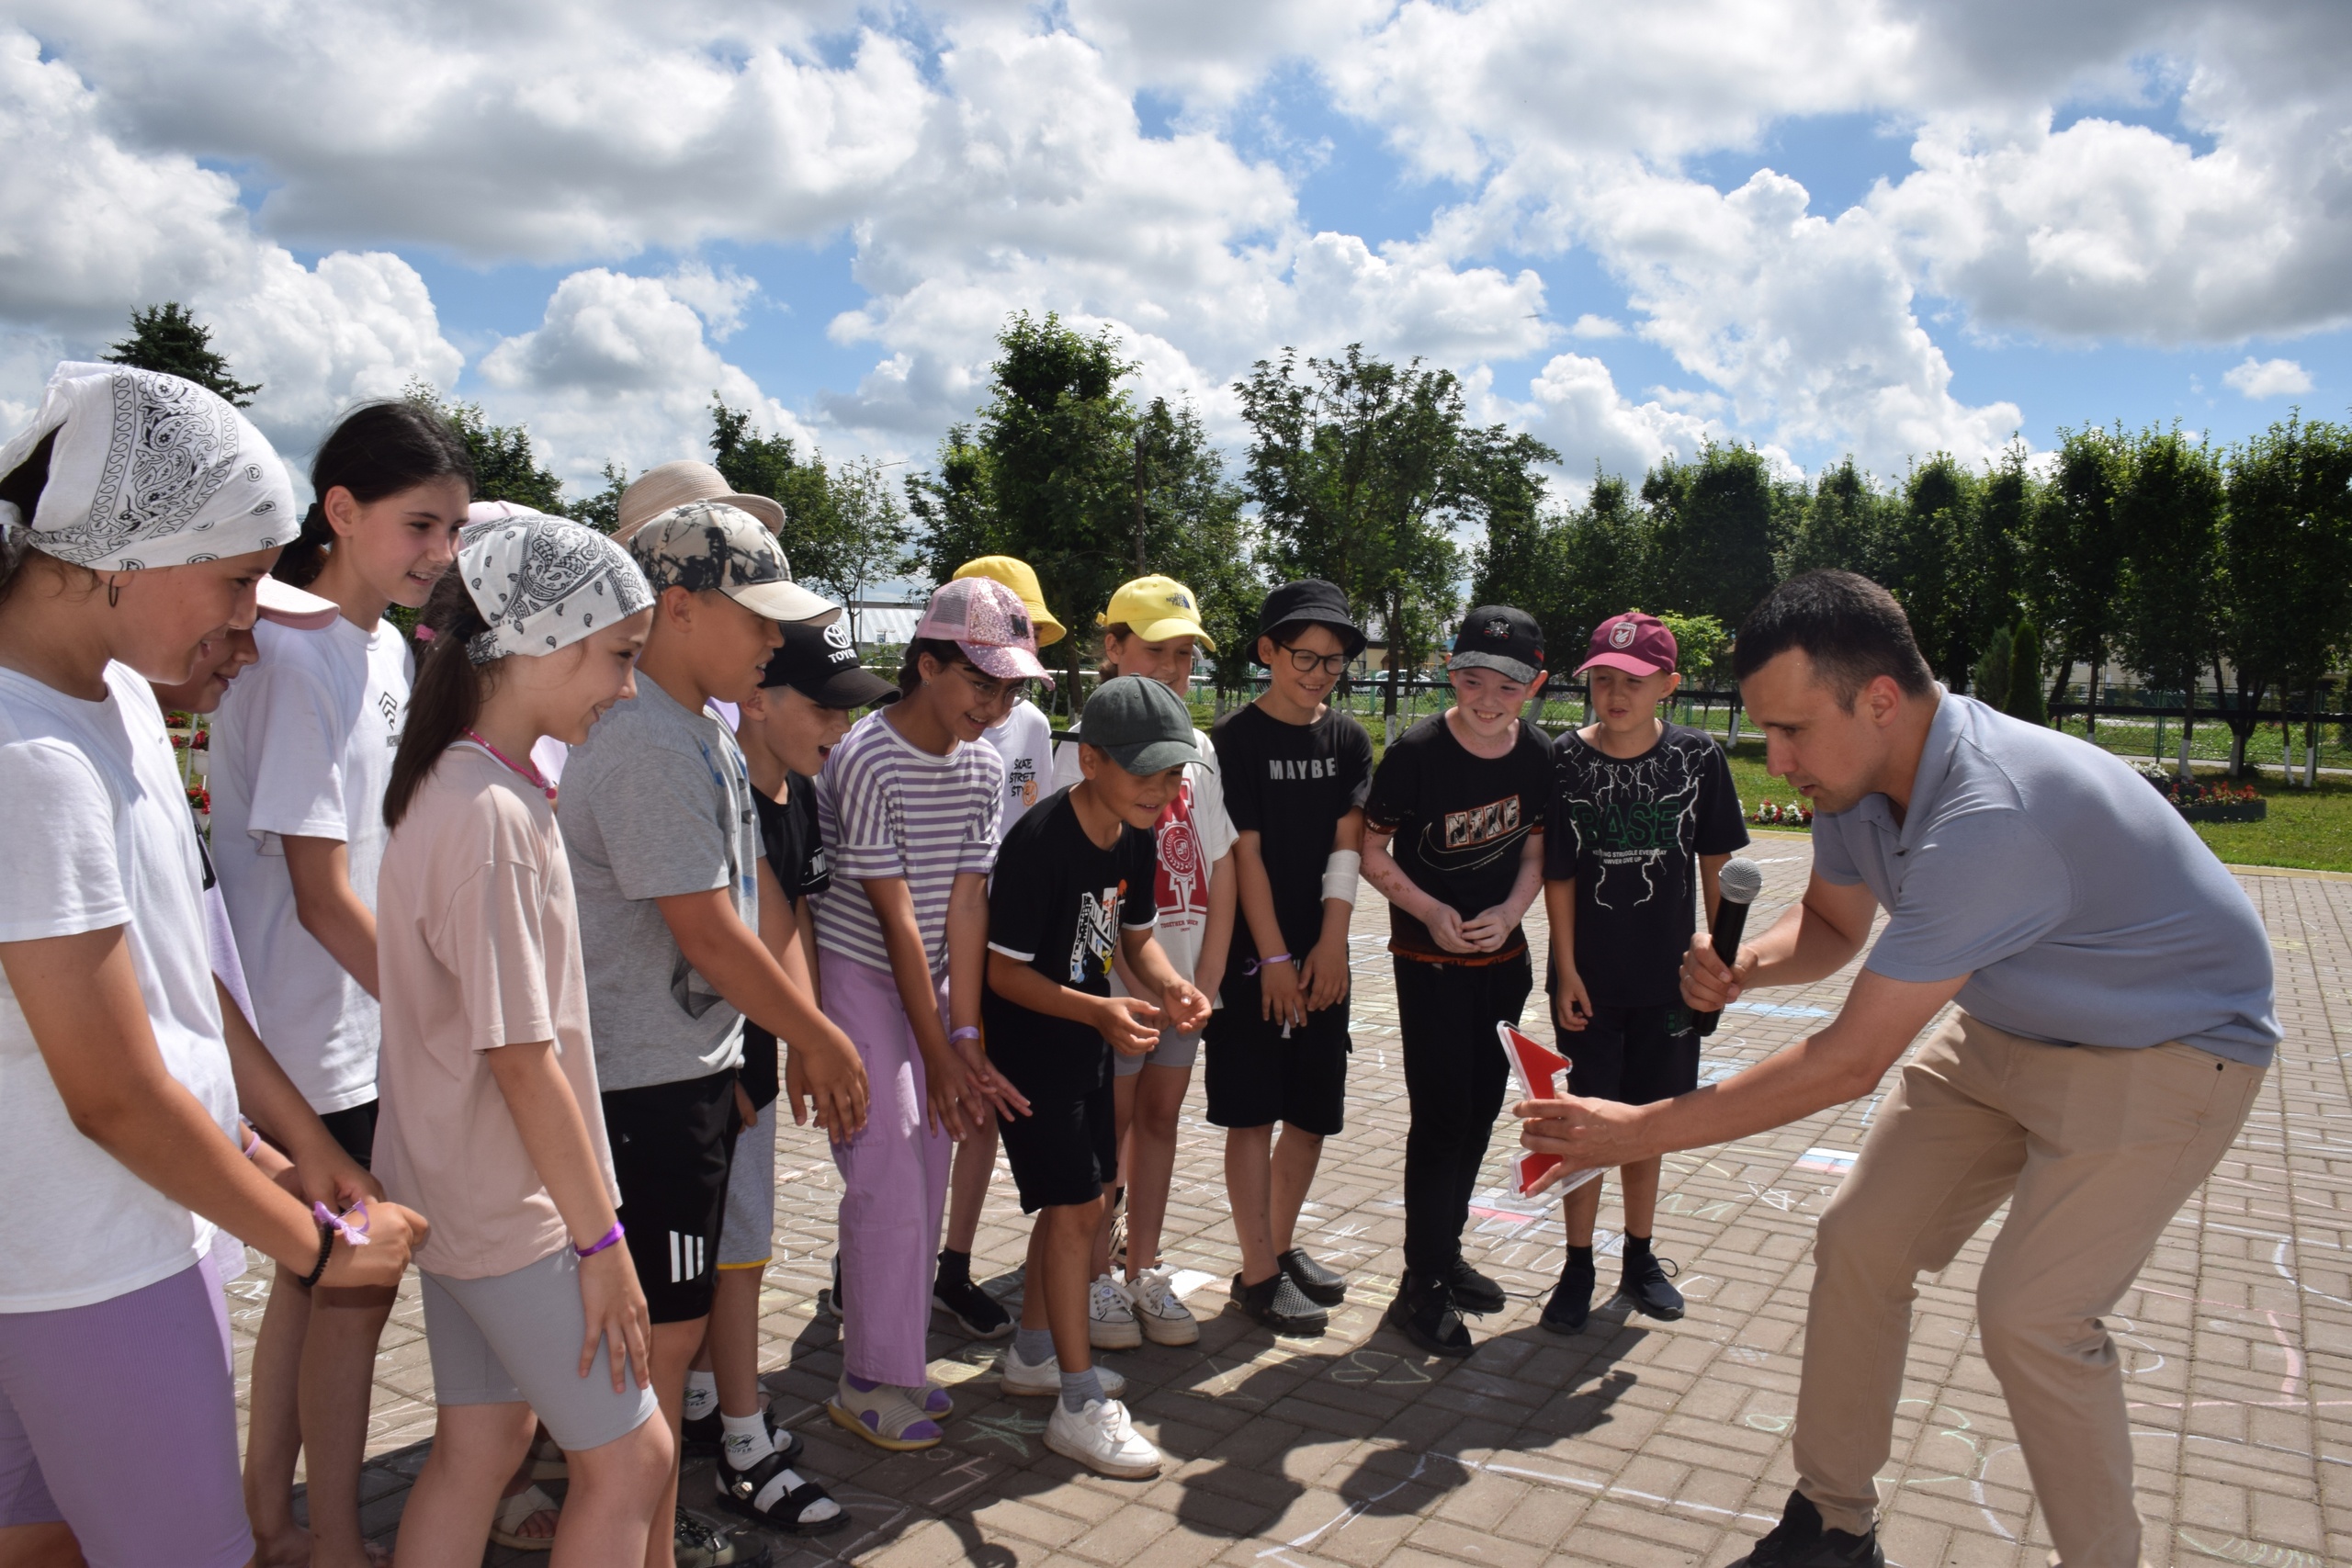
[{"left": 811, "top": 709, "right": 1004, "bottom": 975}]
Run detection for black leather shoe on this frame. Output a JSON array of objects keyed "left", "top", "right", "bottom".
[
  {"left": 1731, "top": 1490, "right": 1883, "bottom": 1568},
  {"left": 1231, "top": 1270, "right": 1328, "bottom": 1335},
  {"left": 1277, "top": 1247, "right": 1348, "bottom": 1306},
  {"left": 1384, "top": 1272, "right": 1474, "bottom": 1358},
  {"left": 1446, "top": 1257, "right": 1506, "bottom": 1314},
  {"left": 1541, "top": 1251, "right": 1596, "bottom": 1335},
  {"left": 1620, "top": 1249, "right": 1684, "bottom": 1321}
]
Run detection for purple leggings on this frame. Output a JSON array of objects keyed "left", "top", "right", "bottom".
[{"left": 0, "top": 1254, "right": 250, "bottom": 1568}]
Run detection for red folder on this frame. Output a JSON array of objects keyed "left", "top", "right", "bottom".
[{"left": 1498, "top": 1022, "right": 1600, "bottom": 1199}]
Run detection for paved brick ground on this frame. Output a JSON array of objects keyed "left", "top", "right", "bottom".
[{"left": 229, "top": 833, "right": 2352, "bottom": 1568}]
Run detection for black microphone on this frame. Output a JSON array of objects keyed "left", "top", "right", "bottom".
[{"left": 1694, "top": 855, "right": 1764, "bottom": 1038}]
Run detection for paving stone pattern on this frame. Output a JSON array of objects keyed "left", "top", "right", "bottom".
[{"left": 230, "top": 835, "right": 2352, "bottom": 1568}]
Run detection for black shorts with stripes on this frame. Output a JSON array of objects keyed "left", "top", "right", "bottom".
[{"left": 600, "top": 1068, "right": 741, "bottom": 1324}]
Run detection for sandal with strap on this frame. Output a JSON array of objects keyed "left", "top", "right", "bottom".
[
  {"left": 489, "top": 1483, "right": 560, "bottom": 1551},
  {"left": 714, "top": 1450, "right": 847, "bottom": 1536}
]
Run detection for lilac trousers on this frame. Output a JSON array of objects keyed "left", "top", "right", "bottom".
[{"left": 821, "top": 948, "right": 953, "bottom": 1387}]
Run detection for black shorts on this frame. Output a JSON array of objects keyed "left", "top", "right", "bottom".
[
  {"left": 601, "top": 1069, "right": 740, "bottom": 1324},
  {"left": 1203, "top": 970, "right": 1351, "bottom": 1136},
  {"left": 1563, "top": 1005, "right": 1701, "bottom": 1106},
  {"left": 998, "top": 1081, "right": 1117, "bottom": 1213},
  {"left": 316, "top": 1099, "right": 379, "bottom": 1169}
]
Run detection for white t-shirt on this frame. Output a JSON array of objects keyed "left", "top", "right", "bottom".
[
  {"left": 982, "top": 699, "right": 1057, "bottom": 841},
  {"left": 209, "top": 615, "right": 411, "bottom": 1112},
  {"left": 1052, "top": 725, "right": 1236, "bottom": 985},
  {"left": 0, "top": 665, "right": 235, "bottom": 1313}
]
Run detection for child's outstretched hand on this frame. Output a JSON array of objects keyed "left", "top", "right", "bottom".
[
  {"left": 1161, "top": 979, "right": 1211, "bottom": 1036},
  {"left": 1097, "top": 995, "right": 1163, "bottom": 1055}
]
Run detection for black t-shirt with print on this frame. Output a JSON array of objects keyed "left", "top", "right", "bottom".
[
  {"left": 741, "top": 773, "right": 831, "bottom": 1110},
  {"left": 982, "top": 788, "right": 1160, "bottom": 1100},
  {"left": 1210, "top": 702, "right": 1374, "bottom": 963},
  {"left": 1364, "top": 714, "right": 1552, "bottom": 963},
  {"left": 1545, "top": 723, "right": 1748, "bottom": 1010}
]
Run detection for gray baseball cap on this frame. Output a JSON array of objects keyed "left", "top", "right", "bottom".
[
  {"left": 627, "top": 501, "right": 839, "bottom": 626},
  {"left": 1080, "top": 675, "right": 1200, "bottom": 775}
]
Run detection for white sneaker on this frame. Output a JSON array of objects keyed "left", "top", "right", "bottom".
[
  {"left": 1000, "top": 1340, "right": 1126, "bottom": 1399},
  {"left": 1128, "top": 1266, "right": 1200, "bottom": 1347},
  {"left": 1046, "top": 1396, "right": 1162, "bottom": 1479},
  {"left": 1089, "top": 1273, "right": 1142, "bottom": 1349}
]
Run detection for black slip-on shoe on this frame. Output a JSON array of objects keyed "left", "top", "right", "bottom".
[
  {"left": 1446, "top": 1257, "right": 1507, "bottom": 1314},
  {"left": 933, "top": 1271, "right": 1014, "bottom": 1338},
  {"left": 1276, "top": 1247, "right": 1348, "bottom": 1306},
  {"left": 1384, "top": 1273, "right": 1474, "bottom": 1358},
  {"left": 1730, "top": 1490, "right": 1884, "bottom": 1568},
  {"left": 1231, "top": 1270, "right": 1329, "bottom": 1336},
  {"left": 1540, "top": 1252, "right": 1596, "bottom": 1336},
  {"left": 1619, "top": 1250, "right": 1685, "bottom": 1321}
]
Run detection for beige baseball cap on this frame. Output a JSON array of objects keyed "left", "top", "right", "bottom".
[
  {"left": 627, "top": 502, "right": 839, "bottom": 626},
  {"left": 614, "top": 460, "right": 786, "bottom": 544}
]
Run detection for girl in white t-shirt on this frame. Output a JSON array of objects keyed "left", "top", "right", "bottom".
[
  {"left": 376, "top": 513, "right": 749, "bottom": 1566},
  {"left": 1047, "top": 577, "right": 1237, "bottom": 1349},
  {"left": 0, "top": 363, "right": 422, "bottom": 1568},
  {"left": 209, "top": 399, "right": 472, "bottom": 1568}
]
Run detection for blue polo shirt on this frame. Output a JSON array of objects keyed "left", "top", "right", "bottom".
[{"left": 1812, "top": 692, "right": 2278, "bottom": 1066}]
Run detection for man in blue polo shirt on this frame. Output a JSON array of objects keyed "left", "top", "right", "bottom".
[{"left": 1518, "top": 570, "right": 2276, "bottom": 1568}]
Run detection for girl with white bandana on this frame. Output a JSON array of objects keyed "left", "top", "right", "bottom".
[
  {"left": 0, "top": 363, "right": 425, "bottom": 1568},
  {"left": 206, "top": 399, "right": 473, "bottom": 1568},
  {"left": 374, "top": 513, "right": 753, "bottom": 1568}
]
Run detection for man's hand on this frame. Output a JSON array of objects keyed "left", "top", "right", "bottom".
[
  {"left": 1514, "top": 1093, "right": 1654, "bottom": 1172},
  {"left": 1552, "top": 966, "right": 1594, "bottom": 1032},
  {"left": 786, "top": 1033, "right": 870, "bottom": 1143},
  {"left": 1300, "top": 931, "right": 1351, "bottom": 1010},
  {"left": 1097, "top": 995, "right": 1164, "bottom": 1056},
  {"left": 1679, "top": 929, "right": 1754, "bottom": 1012},
  {"left": 1258, "top": 958, "right": 1307, "bottom": 1029}
]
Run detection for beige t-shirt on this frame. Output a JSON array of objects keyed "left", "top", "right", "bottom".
[{"left": 374, "top": 743, "right": 617, "bottom": 1280}]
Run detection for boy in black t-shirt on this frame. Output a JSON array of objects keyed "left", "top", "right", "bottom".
[
  {"left": 1361, "top": 606, "right": 1553, "bottom": 1356},
  {"left": 985, "top": 676, "right": 1210, "bottom": 1478},
  {"left": 1543, "top": 612, "right": 1747, "bottom": 1335},
  {"left": 1204, "top": 580, "right": 1374, "bottom": 1336}
]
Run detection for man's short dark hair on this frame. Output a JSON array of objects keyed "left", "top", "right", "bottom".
[{"left": 1732, "top": 570, "right": 1935, "bottom": 708}]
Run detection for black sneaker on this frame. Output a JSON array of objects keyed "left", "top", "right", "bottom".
[
  {"left": 680, "top": 1399, "right": 806, "bottom": 1463},
  {"left": 1276, "top": 1247, "right": 1347, "bottom": 1306},
  {"left": 673, "top": 1507, "right": 771, "bottom": 1567},
  {"left": 1541, "top": 1251, "right": 1596, "bottom": 1336},
  {"left": 933, "top": 1272, "right": 1013, "bottom": 1339},
  {"left": 1230, "top": 1269, "right": 1328, "bottom": 1336},
  {"left": 1384, "top": 1272, "right": 1474, "bottom": 1358},
  {"left": 1620, "top": 1249, "right": 1684, "bottom": 1321},
  {"left": 1446, "top": 1257, "right": 1506, "bottom": 1314},
  {"left": 1731, "top": 1490, "right": 1883, "bottom": 1568}
]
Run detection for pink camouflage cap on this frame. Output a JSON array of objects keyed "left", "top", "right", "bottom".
[{"left": 916, "top": 575, "right": 1057, "bottom": 686}]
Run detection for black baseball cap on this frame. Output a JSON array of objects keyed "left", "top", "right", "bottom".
[
  {"left": 760, "top": 618, "right": 899, "bottom": 708},
  {"left": 1448, "top": 604, "right": 1545, "bottom": 684},
  {"left": 1252, "top": 579, "right": 1367, "bottom": 665}
]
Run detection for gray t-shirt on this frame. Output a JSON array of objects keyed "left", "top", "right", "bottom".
[
  {"left": 1814, "top": 691, "right": 2278, "bottom": 1066},
  {"left": 559, "top": 680, "right": 760, "bottom": 1091}
]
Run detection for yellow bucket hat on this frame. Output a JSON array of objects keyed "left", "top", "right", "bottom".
[
  {"left": 1103, "top": 575, "right": 1216, "bottom": 650},
  {"left": 952, "top": 556, "right": 1066, "bottom": 647}
]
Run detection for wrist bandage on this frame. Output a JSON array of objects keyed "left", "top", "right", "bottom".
[{"left": 1322, "top": 849, "right": 1361, "bottom": 905}]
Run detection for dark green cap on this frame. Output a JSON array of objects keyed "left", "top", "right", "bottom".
[{"left": 1080, "top": 675, "right": 1200, "bottom": 775}]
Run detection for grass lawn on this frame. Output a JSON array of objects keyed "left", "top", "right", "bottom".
[{"left": 1722, "top": 738, "right": 2352, "bottom": 874}]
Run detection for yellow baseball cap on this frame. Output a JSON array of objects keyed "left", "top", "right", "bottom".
[
  {"left": 1103, "top": 575, "right": 1216, "bottom": 651},
  {"left": 952, "top": 556, "right": 1065, "bottom": 647}
]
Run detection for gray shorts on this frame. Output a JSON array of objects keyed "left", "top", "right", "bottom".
[
  {"left": 1112, "top": 1025, "right": 1203, "bottom": 1077},
  {"left": 717, "top": 1112, "right": 776, "bottom": 1268},
  {"left": 419, "top": 1249, "right": 660, "bottom": 1453}
]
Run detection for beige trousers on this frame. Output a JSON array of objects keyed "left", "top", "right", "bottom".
[{"left": 1793, "top": 1011, "right": 2264, "bottom": 1568}]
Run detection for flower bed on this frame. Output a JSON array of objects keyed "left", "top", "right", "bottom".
[
  {"left": 1750, "top": 800, "right": 1814, "bottom": 829},
  {"left": 2133, "top": 763, "right": 2267, "bottom": 822}
]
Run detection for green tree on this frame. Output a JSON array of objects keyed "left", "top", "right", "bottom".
[
  {"left": 2214, "top": 414, "right": 2352, "bottom": 774},
  {"left": 710, "top": 400, "right": 840, "bottom": 581},
  {"left": 1644, "top": 441, "right": 1782, "bottom": 632},
  {"left": 1471, "top": 470, "right": 1656, "bottom": 671},
  {"left": 1967, "top": 442, "right": 2035, "bottom": 659},
  {"left": 1778, "top": 457, "right": 1890, "bottom": 581},
  {"left": 1884, "top": 455, "right": 1979, "bottom": 687},
  {"left": 905, "top": 423, "right": 1001, "bottom": 581},
  {"left": 571, "top": 463, "right": 629, "bottom": 535},
  {"left": 2007, "top": 621, "right": 2049, "bottom": 724},
  {"left": 1974, "top": 622, "right": 2012, "bottom": 710},
  {"left": 2113, "top": 424, "right": 2222, "bottom": 773},
  {"left": 104, "top": 302, "right": 260, "bottom": 406},
  {"left": 1657, "top": 611, "right": 1729, "bottom": 684},
  {"left": 820, "top": 456, "right": 915, "bottom": 639},
  {"left": 401, "top": 382, "right": 564, "bottom": 513},
  {"left": 2026, "top": 424, "right": 2129, "bottom": 726}
]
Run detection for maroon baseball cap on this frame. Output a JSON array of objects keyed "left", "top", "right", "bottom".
[{"left": 1577, "top": 612, "right": 1678, "bottom": 676}]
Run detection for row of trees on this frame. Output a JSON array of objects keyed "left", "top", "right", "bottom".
[{"left": 101, "top": 302, "right": 2352, "bottom": 768}]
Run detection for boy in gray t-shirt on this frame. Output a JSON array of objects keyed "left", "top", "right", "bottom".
[{"left": 560, "top": 499, "right": 868, "bottom": 1540}]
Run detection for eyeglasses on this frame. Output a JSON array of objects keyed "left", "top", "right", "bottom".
[
  {"left": 1275, "top": 643, "right": 1351, "bottom": 676},
  {"left": 950, "top": 661, "right": 1025, "bottom": 707}
]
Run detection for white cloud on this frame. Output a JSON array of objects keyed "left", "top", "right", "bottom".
[
  {"left": 660, "top": 264, "right": 761, "bottom": 341},
  {"left": 2222, "top": 355, "right": 2312, "bottom": 400},
  {"left": 1568, "top": 313, "right": 1625, "bottom": 339}
]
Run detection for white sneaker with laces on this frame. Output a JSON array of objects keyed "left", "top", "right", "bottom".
[
  {"left": 1000, "top": 1341, "right": 1127, "bottom": 1399},
  {"left": 1046, "top": 1396, "right": 1162, "bottom": 1479},
  {"left": 1088, "top": 1272, "right": 1142, "bottom": 1349},
  {"left": 1128, "top": 1266, "right": 1200, "bottom": 1346}
]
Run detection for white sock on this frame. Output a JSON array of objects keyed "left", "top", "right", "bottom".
[
  {"left": 720, "top": 1409, "right": 774, "bottom": 1470},
  {"left": 753, "top": 1466, "right": 840, "bottom": 1522},
  {"left": 684, "top": 1371, "right": 718, "bottom": 1421}
]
